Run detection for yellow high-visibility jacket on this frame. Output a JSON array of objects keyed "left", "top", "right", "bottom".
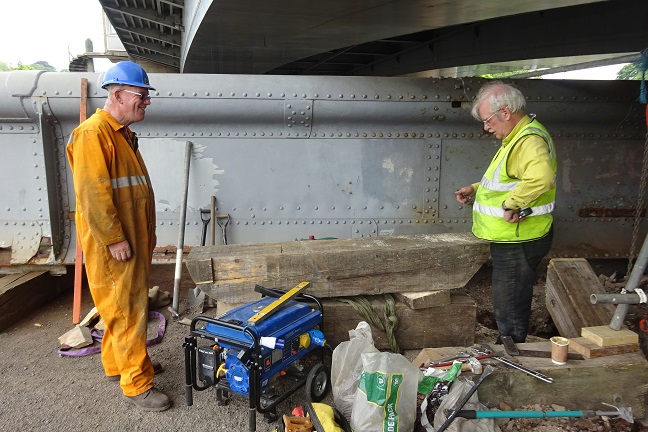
[{"left": 472, "top": 116, "right": 557, "bottom": 242}]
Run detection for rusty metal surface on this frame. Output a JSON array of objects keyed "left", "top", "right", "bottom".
[{"left": 579, "top": 208, "right": 646, "bottom": 218}]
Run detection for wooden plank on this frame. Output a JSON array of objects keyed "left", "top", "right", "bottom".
[
  {"left": 545, "top": 258, "right": 615, "bottom": 338},
  {"left": 393, "top": 290, "right": 451, "bottom": 309},
  {"left": 322, "top": 293, "right": 475, "bottom": 350},
  {"left": 186, "top": 233, "right": 490, "bottom": 303},
  {"left": 0, "top": 272, "right": 69, "bottom": 332},
  {"left": 413, "top": 343, "right": 648, "bottom": 418},
  {"left": 569, "top": 336, "right": 640, "bottom": 358},
  {"left": 581, "top": 325, "right": 639, "bottom": 347}
]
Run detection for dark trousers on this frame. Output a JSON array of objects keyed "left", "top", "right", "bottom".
[{"left": 490, "top": 226, "right": 553, "bottom": 343}]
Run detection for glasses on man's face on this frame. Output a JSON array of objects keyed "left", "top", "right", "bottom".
[
  {"left": 481, "top": 107, "right": 504, "bottom": 125},
  {"left": 121, "top": 89, "right": 152, "bottom": 102}
]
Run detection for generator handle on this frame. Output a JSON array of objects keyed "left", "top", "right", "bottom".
[
  {"left": 189, "top": 315, "right": 261, "bottom": 366},
  {"left": 190, "top": 314, "right": 246, "bottom": 333}
]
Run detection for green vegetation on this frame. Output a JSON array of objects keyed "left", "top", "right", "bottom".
[
  {"left": 616, "top": 63, "right": 643, "bottom": 80},
  {"left": 0, "top": 61, "right": 58, "bottom": 72},
  {"left": 479, "top": 70, "right": 541, "bottom": 79}
]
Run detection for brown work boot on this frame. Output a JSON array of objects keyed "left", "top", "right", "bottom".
[
  {"left": 107, "top": 361, "right": 164, "bottom": 381},
  {"left": 123, "top": 387, "right": 171, "bottom": 412}
]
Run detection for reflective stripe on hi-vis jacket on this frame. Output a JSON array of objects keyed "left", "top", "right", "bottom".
[{"left": 472, "top": 118, "right": 557, "bottom": 243}]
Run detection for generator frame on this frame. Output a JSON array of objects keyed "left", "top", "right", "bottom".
[{"left": 183, "top": 287, "right": 329, "bottom": 432}]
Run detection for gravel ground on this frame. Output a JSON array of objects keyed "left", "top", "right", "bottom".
[
  {"left": 0, "top": 266, "right": 322, "bottom": 432},
  {"left": 0, "top": 261, "right": 647, "bottom": 432}
]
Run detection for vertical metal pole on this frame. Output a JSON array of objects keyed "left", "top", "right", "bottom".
[
  {"left": 172, "top": 141, "right": 192, "bottom": 313},
  {"left": 610, "top": 232, "right": 648, "bottom": 330}
]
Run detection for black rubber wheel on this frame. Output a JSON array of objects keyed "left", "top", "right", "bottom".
[{"left": 305, "top": 362, "right": 330, "bottom": 402}]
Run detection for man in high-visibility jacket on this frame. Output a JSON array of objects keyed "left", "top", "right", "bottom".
[
  {"left": 67, "top": 61, "right": 170, "bottom": 411},
  {"left": 455, "top": 81, "right": 557, "bottom": 343}
]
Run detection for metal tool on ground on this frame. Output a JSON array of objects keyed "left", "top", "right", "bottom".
[
  {"left": 216, "top": 213, "right": 230, "bottom": 245},
  {"left": 421, "top": 351, "right": 495, "bottom": 369},
  {"left": 475, "top": 345, "right": 555, "bottom": 384},
  {"left": 450, "top": 403, "right": 632, "bottom": 423},
  {"left": 427, "top": 351, "right": 472, "bottom": 366},
  {"left": 436, "top": 365, "right": 495, "bottom": 432},
  {"left": 501, "top": 336, "right": 584, "bottom": 360},
  {"left": 184, "top": 202, "right": 215, "bottom": 316},
  {"left": 205, "top": 195, "right": 217, "bottom": 309}
]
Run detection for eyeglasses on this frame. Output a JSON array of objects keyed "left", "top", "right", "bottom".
[
  {"left": 481, "top": 107, "right": 504, "bottom": 125},
  {"left": 121, "top": 89, "right": 152, "bottom": 102}
]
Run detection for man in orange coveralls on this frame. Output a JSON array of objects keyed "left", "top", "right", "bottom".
[{"left": 66, "top": 61, "right": 170, "bottom": 411}]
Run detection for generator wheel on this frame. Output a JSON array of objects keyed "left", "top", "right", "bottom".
[{"left": 305, "top": 362, "right": 330, "bottom": 402}]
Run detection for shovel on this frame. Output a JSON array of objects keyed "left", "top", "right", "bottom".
[
  {"left": 183, "top": 196, "right": 218, "bottom": 317},
  {"left": 183, "top": 285, "right": 206, "bottom": 317}
]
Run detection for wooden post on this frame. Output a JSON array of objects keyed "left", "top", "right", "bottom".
[{"left": 72, "top": 78, "right": 88, "bottom": 324}]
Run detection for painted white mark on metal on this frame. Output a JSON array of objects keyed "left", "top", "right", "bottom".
[
  {"left": 140, "top": 139, "right": 224, "bottom": 212},
  {"left": 382, "top": 157, "right": 395, "bottom": 173}
]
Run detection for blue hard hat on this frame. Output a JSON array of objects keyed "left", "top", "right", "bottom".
[{"left": 101, "top": 61, "right": 156, "bottom": 90}]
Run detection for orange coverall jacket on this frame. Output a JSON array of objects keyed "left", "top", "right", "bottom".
[{"left": 67, "top": 108, "right": 156, "bottom": 396}]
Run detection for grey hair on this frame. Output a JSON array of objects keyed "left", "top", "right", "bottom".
[{"left": 471, "top": 81, "right": 526, "bottom": 120}]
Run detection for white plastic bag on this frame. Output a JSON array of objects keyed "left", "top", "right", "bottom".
[
  {"left": 432, "top": 379, "right": 501, "bottom": 432},
  {"left": 350, "top": 351, "right": 421, "bottom": 432},
  {"left": 331, "top": 321, "right": 379, "bottom": 421}
]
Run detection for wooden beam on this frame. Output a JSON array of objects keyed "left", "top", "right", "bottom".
[
  {"left": 185, "top": 233, "right": 489, "bottom": 304},
  {"left": 545, "top": 258, "right": 615, "bottom": 338},
  {"left": 322, "top": 293, "right": 476, "bottom": 350}
]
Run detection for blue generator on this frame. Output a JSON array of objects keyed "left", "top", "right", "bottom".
[{"left": 184, "top": 283, "right": 330, "bottom": 432}]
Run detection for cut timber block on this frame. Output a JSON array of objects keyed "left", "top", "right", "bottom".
[
  {"left": 569, "top": 336, "right": 640, "bottom": 358},
  {"left": 581, "top": 325, "right": 639, "bottom": 347},
  {"left": 413, "top": 343, "right": 648, "bottom": 418},
  {"left": 393, "top": 290, "right": 451, "bottom": 309},
  {"left": 322, "top": 293, "right": 475, "bottom": 350},
  {"left": 58, "top": 325, "right": 93, "bottom": 349},
  {"left": 545, "top": 258, "right": 615, "bottom": 338},
  {"left": 0, "top": 272, "right": 69, "bottom": 332},
  {"left": 185, "top": 233, "right": 490, "bottom": 304},
  {"left": 78, "top": 306, "right": 99, "bottom": 327}
]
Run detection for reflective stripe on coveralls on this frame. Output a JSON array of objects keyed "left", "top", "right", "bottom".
[
  {"left": 67, "top": 108, "right": 156, "bottom": 397},
  {"left": 472, "top": 119, "right": 557, "bottom": 243},
  {"left": 112, "top": 175, "right": 148, "bottom": 189}
]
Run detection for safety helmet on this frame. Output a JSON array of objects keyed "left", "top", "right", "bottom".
[{"left": 101, "top": 61, "right": 156, "bottom": 90}]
